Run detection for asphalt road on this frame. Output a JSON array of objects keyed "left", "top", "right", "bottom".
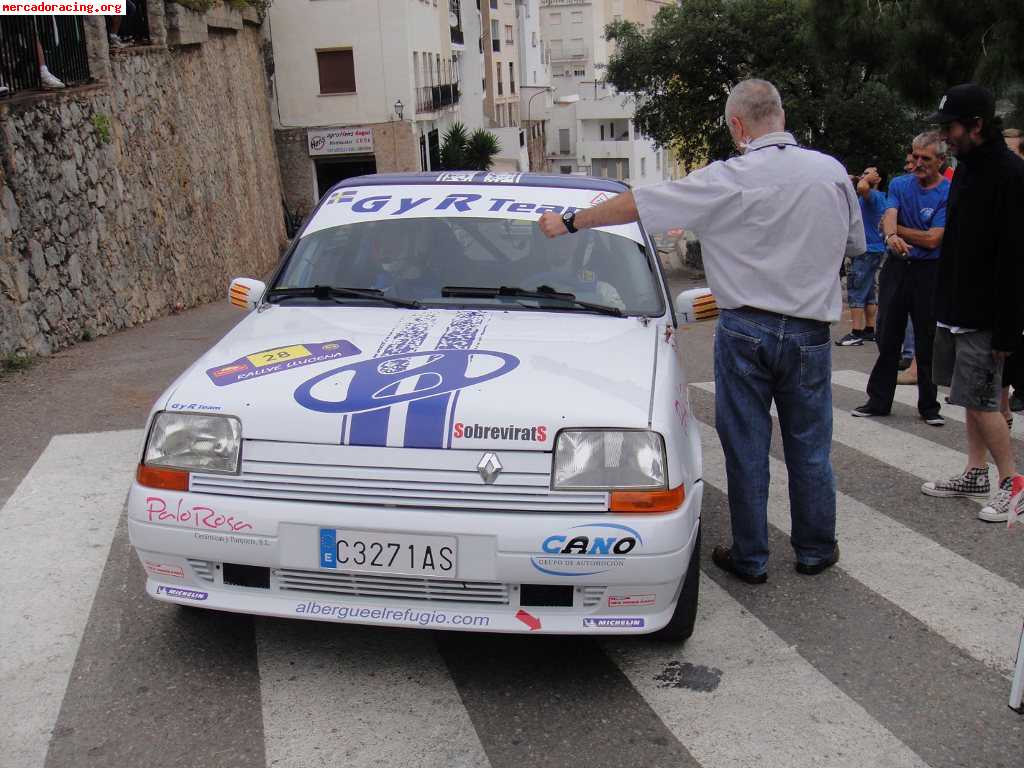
[{"left": 1, "top": 280, "right": 1021, "bottom": 768}]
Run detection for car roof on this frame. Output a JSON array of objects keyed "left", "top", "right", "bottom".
[{"left": 327, "top": 172, "right": 631, "bottom": 196}]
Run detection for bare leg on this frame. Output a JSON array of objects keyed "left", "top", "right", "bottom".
[
  {"left": 850, "top": 308, "right": 865, "bottom": 332},
  {"left": 866, "top": 303, "right": 877, "bottom": 330},
  {"left": 967, "top": 408, "right": 1016, "bottom": 481},
  {"left": 1000, "top": 386, "right": 1011, "bottom": 423},
  {"left": 35, "top": 36, "right": 45, "bottom": 68}
]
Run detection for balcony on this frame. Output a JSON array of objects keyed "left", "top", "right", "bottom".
[
  {"left": 0, "top": 15, "right": 91, "bottom": 98},
  {"left": 450, "top": 0, "right": 464, "bottom": 46},
  {"left": 416, "top": 82, "right": 461, "bottom": 114},
  {"left": 547, "top": 46, "right": 588, "bottom": 63}
]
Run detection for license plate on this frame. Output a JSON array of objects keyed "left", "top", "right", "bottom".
[{"left": 319, "top": 529, "right": 457, "bottom": 578}]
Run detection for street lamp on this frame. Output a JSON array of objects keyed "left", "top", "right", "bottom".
[
  {"left": 394, "top": 99, "right": 404, "bottom": 121},
  {"left": 525, "top": 87, "right": 579, "bottom": 171}
]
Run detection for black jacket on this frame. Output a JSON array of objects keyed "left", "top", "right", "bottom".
[{"left": 935, "top": 136, "right": 1024, "bottom": 352}]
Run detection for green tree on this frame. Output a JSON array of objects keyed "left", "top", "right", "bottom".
[
  {"left": 604, "top": 0, "right": 916, "bottom": 177},
  {"left": 439, "top": 122, "right": 469, "bottom": 170},
  {"left": 437, "top": 124, "right": 501, "bottom": 171},
  {"left": 464, "top": 129, "right": 502, "bottom": 171}
]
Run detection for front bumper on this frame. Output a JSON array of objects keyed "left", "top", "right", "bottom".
[{"left": 128, "top": 480, "right": 702, "bottom": 635}]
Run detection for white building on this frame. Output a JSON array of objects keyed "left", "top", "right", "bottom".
[
  {"left": 538, "top": 0, "right": 672, "bottom": 187},
  {"left": 267, "top": 0, "right": 485, "bottom": 217}
]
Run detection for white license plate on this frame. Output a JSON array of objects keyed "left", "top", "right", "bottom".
[{"left": 319, "top": 529, "right": 457, "bottom": 578}]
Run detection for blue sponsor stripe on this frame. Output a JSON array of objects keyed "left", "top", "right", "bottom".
[
  {"left": 349, "top": 407, "right": 390, "bottom": 447},
  {"left": 320, "top": 529, "right": 337, "bottom": 569},
  {"left": 404, "top": 394, "right": 452, "bottom": 448}
]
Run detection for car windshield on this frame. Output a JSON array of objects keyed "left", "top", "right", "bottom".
[{"left": 273, "top": 215, "right": 664, "bottom": 316}]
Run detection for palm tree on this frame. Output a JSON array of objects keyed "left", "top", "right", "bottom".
[
  {"left": 464, "top": 129, "right": 502, "bottom": 171},
  {"left": 439, "top": 122, "right": 469, "bottom": 170}
]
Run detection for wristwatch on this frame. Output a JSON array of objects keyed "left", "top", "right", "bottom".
[{"left": 561, "top": 210, "right": 578, "bottom": 234}]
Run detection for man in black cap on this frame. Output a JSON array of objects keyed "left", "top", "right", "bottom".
[{"left": 919, "top": 84, "right": 1024, "bottom": 523}]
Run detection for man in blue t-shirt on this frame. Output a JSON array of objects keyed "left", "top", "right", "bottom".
[
  {"left": 837, "top": 167, "right": 887, "bottom": 346},
  {"left": 853, "top": 131, "right": 950, "bottom": 425}
]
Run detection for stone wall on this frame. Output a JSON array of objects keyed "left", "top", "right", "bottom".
[{"left": 0, "top": 12, "right": 286, "bottom": 357}]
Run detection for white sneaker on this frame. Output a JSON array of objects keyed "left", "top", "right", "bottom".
[
  {"left": 40, "top": 66, "right": 65, "bottom": 89},
  {"left": 109, "top": 33, "right": 129, "bottom": 49},
  {"left": 0, "top": 82, "right": 8, "bottom": 95},
  {"left": 977, "top": 476, "right": 1024, "bottom": 523}
]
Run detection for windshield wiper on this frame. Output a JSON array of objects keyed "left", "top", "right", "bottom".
[
  {"left": 441, "top": 285, "right": 623, "bottom": 317},
  {"left": 266, "top": 285, "right": 420, "bottom": 309}
]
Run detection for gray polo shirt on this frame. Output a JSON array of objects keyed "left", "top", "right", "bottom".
[{"left": 634, "top": 132, "right": 865, "bottom": 322}]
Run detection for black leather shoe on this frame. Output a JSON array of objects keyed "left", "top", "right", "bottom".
[
  {"left": 795, "top": 545, "right": 840, "bottom": 575},
  {"left": 711, "top": 546, "right": 767, "bottom": 584}
]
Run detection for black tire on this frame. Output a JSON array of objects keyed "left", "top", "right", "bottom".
[{"left": 651, "top": 525, "right": 701, "bottom": 642}]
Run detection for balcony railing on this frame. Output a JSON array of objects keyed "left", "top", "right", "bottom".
[
  {"left": 0, "top": 15, "right": 90, "bottom": 98},
  {"left": 450, "top": 0, "right": 464, "bottom": 45},
  {"left": 416, "top": 82, "right": 461, "bottom": 114}
]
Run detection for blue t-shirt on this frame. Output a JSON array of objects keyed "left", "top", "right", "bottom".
[
  {"left": 859, "top": 189, "right": 887, "bottom": 253},
  {"left": 885, "top": 175, "right": 950, "bottom": 261}
]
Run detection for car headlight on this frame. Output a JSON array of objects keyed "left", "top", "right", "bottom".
[
  {"left": 143, "top": 412, "right": 242, "bottom": 474},
  {"left": 552, "top": 430, "right": 667, "bottom": 490}
]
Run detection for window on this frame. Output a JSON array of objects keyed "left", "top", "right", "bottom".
[
  {"left": 490, "top": 0, "right": 497, "bottom": 7},
  {"left": 656, "top": 151, "right": 661, "bottom": 172},
  {"left": 413, "top": 52, "right": 420, "bottom": 88},
  {"left": 571, "top": 11, "right": 582, "bottom": 23},
  {"left": 531, "top": 31, "right": 537, "bottom": 47},
  {"left": 509, "top": 62, "right": 515, "bottom": 93},
  {"left": 573, "top": 68, "right": 585, "bottom": 78},
  {"left": 600, "top": 125, "right": 605, "bottom": 141},
  {"left": 641, "top": 157, "right": 646, "bottom": 177},
  {"left": 497, "top": 63, "right": 503, "bottom": 95},
  {"left": 550, "top": 12, "right": 561, "bottom": 24},
  {"left": 491, "top": 19, "right": 500, "bottom": 51},
  {"left": 317, "top": 49, "right": 356, "bottom": 94},
  {"left": 505, "top": 24, "right": 513, "bottom": 44},
  {"left": 560, "top": 165, "right": 572, "bottom": 174},
  {"left": 592, "top": 158, "right": 630, "bottom": 180},
  {"left": 559, "top": 128, "right": 570, "bottom": 154}
]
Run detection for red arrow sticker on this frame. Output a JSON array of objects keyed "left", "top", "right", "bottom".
[{"left": 515, "top": 609, "right": 541, "bottom": 631}]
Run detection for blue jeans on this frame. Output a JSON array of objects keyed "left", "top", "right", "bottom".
[
  {"left": 714, "top": 308, "right": 838, "bottom": 576},
  {"left": 847, "top": 251, "right": 881, "bottom": 308}
]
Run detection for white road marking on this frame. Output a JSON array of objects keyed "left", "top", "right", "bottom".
[
  {"left": 831, "top": 369, "right": 1024, "bottom": 439},
  {"left": 696, "top": 420, "right": 1022, "bottom": 676},
  {"left": 690, "top": 380, "right": 988, "bottom": 504},
  {"left": 0, "top": 430, "right": 141, "bottom": 768},
  {"left": 257, "top": 620, "right": 491, "bottom": 768},
  {"left": 605, "top": 579, "right": 932, "bottom": 768}
]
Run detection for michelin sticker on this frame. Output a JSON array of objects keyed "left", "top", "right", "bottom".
[
  {"left": 155, "top": 585, "right": 208, "bottom": 601},
  {"left": 583, "top": 617, "right": 645, "bottom": 629},
  {"left": 206, "top": 339, "right": 361, "bottom": 386},
  {"left": 531, "top": 523, "right": 643, "bottom": 576}
]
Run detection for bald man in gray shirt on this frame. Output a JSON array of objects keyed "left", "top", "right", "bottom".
[{"left": 540, "top": 78, "right": 864, "bottom": 584}]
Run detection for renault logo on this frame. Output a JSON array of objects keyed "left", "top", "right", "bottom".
[{"left": 477, "top": 452, "right": 502, "bottom": 484}]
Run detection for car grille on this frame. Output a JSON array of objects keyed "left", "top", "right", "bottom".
[
  {"left": 274, "top": 569, "right": 512, "bottom": 604},
  {"left": 190, "top": 440, "right": 609, "bottom": 513}
]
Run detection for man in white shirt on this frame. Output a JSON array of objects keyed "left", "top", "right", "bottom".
[{"left": 539, "top": 78, "right": 864, "bottom": 583}]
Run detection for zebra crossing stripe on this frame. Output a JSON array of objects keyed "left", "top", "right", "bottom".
[
  {"left": 690, "top": 380, "right": 990, "bottom": 505},
  {"left": 0, "top": 430, "right": 141, "bottom": 768},
  {"left": 604, "top": 579, "right": 932, "bottom": 768},
  {"left": 831, "top": 369, "right": 1024, "bottom": 440},
  {"left": 256, "top": 620, "right": 491, "bottom": 768},
  {"left": 694, "top": 419, "right": 1024, "bottom": 676}
]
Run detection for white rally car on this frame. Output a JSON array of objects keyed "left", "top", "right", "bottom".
[{"left": 128, "top": 171, "right": 714, "bottom": 639}]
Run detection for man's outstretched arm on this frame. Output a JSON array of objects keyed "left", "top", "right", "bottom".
[{"left": 538, "top": 192, "right": 639, "bottom": 237}]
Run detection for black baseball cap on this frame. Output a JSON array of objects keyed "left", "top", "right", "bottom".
[{"left": 927, "top": 83, "right": 995, "bottom": 124}]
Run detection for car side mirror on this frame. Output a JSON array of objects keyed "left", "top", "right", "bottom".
[
  {"left": 228, "top": 278, "right": 266, "bottom": 311},
  {"left": 675, "top": 288, "right": 718, "bottom": 325}
]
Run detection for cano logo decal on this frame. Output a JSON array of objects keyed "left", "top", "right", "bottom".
[{"left": 531, "top": 523, "right": 644, "bottom": 577}]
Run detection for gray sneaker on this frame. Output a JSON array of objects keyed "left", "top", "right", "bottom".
[
  {"left": 977, "top": 476, "right": 1024, "bottom": 523},
  {"left": 921, "top": 466, "right": 990, "bottom": 498}
]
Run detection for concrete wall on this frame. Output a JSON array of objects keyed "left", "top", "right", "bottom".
[{"left": 0, "top": 14, "right": 286, "bottom": 357}]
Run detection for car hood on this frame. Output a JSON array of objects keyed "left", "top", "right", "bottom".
[{"left": 164, "top": 307, "right": 658, "bottom": 449}]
